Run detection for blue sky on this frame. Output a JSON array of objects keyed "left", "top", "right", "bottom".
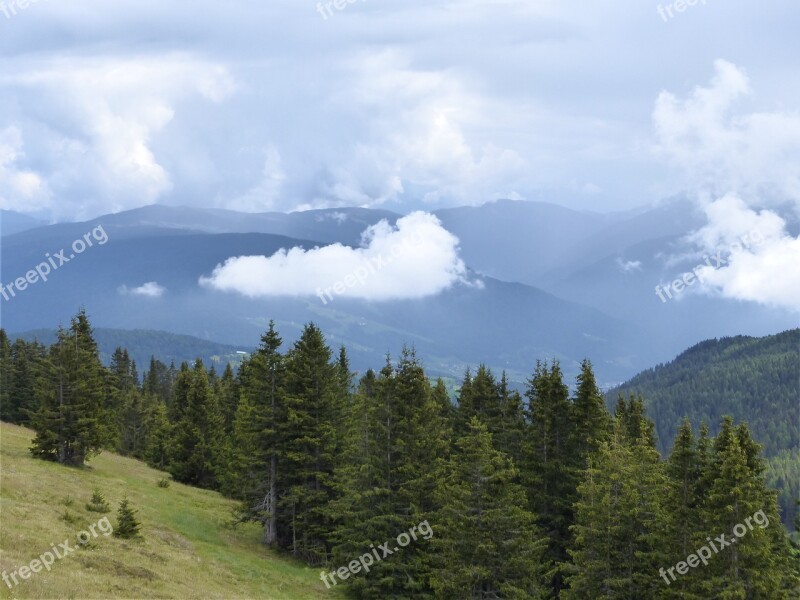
[{"left": 1, "top": 0, "right": 799, "bottom": 221}]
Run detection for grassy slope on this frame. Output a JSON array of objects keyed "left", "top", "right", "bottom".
[{"left": 0, "top": 422, "right": 341, "bottom": 599}]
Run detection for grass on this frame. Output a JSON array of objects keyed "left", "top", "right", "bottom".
[{"left": 0, "top": 422, "right": 344, "bottom": 599}]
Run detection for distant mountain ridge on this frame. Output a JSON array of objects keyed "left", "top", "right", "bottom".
[{"left": 8, "top": 328, "right": 252, "bottom": 372}]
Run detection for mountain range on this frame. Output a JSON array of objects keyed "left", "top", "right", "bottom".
[{"left": 2, "top": 199, "right": 797, "bottom": 387}]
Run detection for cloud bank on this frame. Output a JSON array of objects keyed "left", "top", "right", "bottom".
[
  {"left": 199, "top": 212, "right": 473, "bottom": 301},
  {"left": 654, "top": 62, "right": 800, "bottom": 311}
]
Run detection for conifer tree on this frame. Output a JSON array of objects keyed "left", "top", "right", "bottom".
[
  {"left": 0, "top": 330, "right": 12, "bottom": 421},
  {"left": 571, "top": 359, "right": 612, "bottom": 464},
  {"left": 660, "top": 418, "right": 704, "bottom": 599},
  {"left": 278, "top": 323, "right": 339, "bottom": 564},
  {"left": 432, "top": 417, "right": 547, "bottom": 599},
  {"left": 523, "top": 360, "right": 578, "bottom": 594},
  {"left": 565, "top": 422, "right": 667, "bottom": 599},
  {"left": 114, "top": 497, "right": 141, "bottom": 538},
  {"left": 167, "top": 360, "right": 224, "bottom": 488},
  {"left": 230, "top": 321, "right": 284, "bottom": 546},
  {"left": 29, "top": 310, "right": 109, "bottom": 466},
  {"left": 697, "top": 418, "right": 798, "bottom": 597}
]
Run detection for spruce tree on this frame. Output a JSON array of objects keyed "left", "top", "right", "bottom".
[
  {"left": 0, "top": 330, "right": 12, "bottom": 422},
  {"left": 432, "top": 417, "right": 547, "bottom": 599},
  {"left": 523, "top": 360, "right": 578, "bottom": 594},
  {"left": 565, "top": 422, "right": 667, "bottom": 599},
  {"left": 278, "top": 323, "right": 339, "bottom": 564},
  {"left": 167, "top": 360, "right": 224, "bottom": 488},
  {"left": 29, "top": 310, "right": 109, "bottom": 466},
  {"left": 229, "top": 321, "right": 284, "bottom": 546},
  {"left": 114, "top": 497, "right": 141, "bottom": 539}
]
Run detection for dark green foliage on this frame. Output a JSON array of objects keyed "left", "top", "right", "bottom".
[
  {"left": 611, "top": 329, "right": 798, "bottom": 457},
  {"left": 523, "top": 360, "right": 580, "bottom": 594},
  {"left": 114, "top": 497, "right": 142, "bottom": 539},
  {"left": 29, "top": 310, "right": 109, "bottom": 466},
  {"left": 86, "top": 488, "right": 111, "bottom": 513},
  {"left": 432, "top": 417, "right": 547, "bottom": 599},
  {"left": 565, "top": 422, "right": 668, "bottom": 599},
  {"left": 7, "top": 316, "right": 798, "bottom": 599},
  {"left": 166, "top": 360, "right": 225, "bottom": 488}
]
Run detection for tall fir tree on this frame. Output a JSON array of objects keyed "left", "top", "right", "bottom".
[
  {"left": 29, "top": 310, "right": 109, "bottom": 466},
  {"left": 167, "top": 360, "right": 224, "bottom": 488},
  {"left": 432, "top": 417, "right": 547, "bottom": 599},
  {"left": 523, "top": 360, "right": 579, "bottom": 595},
  {"left": 278, "top": 323, "right": 340, "bottom": 564}
]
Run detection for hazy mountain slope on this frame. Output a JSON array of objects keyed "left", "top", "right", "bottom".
[
  {"left": 0, "top": 210, "right": 46, "bottom": 237},
  {"left": 8, "top": 328, "right": 252, "bottom": 371},
  {"left": 0, "top": 225, "right": 647, "bottom": 385}
]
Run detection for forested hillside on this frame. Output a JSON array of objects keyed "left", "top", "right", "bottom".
[
  {"left": 2, "top": 312, "right": 798, "bottom": 598},
  {"left": 11, "top": 328, "right": 250, "bottom": 373},
  {"left": 610, "top": 329, "right": 799, "bottom": 457}
]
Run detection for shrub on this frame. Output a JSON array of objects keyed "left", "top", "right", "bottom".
[
  {"left": 86, "top": 488, "right": 111, "bottom": 513},
  {"left": 157, "top": 478, "right": 170, "bottom": 488}
]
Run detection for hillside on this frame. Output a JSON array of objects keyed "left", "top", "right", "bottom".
[
  {"left": 609, "top": 329, "right": 800, "bottom": 457},
  {"left": 9, "top": 329, "right": 252, "bottom": 372},
  {"left": 0, "top": 422, "right": 338, "bottom": 599}
]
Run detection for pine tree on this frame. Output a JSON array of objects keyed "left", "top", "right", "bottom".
[
  {"left": 696, "top": 418, "right": 798, "bottom": 598},
  {"left": 143, "top": 400, "right": 172, "bottom": 470},
  {"left": 0, "top": 329, "right": 12, "bottom": 422},
  {"left": 660, "top": 418, "right": 704, "bottom": 599},
  {"left": 114, "top": 497, "right": 141, "bottom": 538},
  {"left": 167, "top": 360, "right": 224, "bottom": 488},
  {"left": 523, "top": 360, "right": 578, "bottom": 594},
  {"left": 229, "top": 321, "right": 284, "bottom": 546},
  {"left": 432, "top": 417, "right": 547, "bottom": 599},
  {"left": 565, "top": 422, "right": 667, "bottom": 599},
  {"left": 29, "top": 310, "right": 109, "bottom": 466},
  {"left": 86, "top": 488, "right": 110, "bottom": 513},
  {"left": 571, "top": 359, "right": 612, "bottom": 465},
  {"left": 278, "top": 323, "right": 339, "bottom": 564}
]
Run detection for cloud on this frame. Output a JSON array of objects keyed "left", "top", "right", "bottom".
[
  {"left": 688, "top": 196, "right": 800, "bottom": 311},
  {"left": 119, "top": 282, "right": 166, "bottom": 298},
  {"left": 200, "top": 211, "right": 474, "bottom": 301},
  {"left": 653, "top": 59, "right": 800, "bottom": 206},
  {"left": 2, "top": 55, "right": 235, "bottom": 220},
  {"left": 654, "top": 63, "right": 800, "bottom": 311},
  {"left": 0, "top": 127, "right": 51, "bottom": 213},
  {"left": 226, "top": 146, "right": 286, "bottom": 212},
  {"left": 616, "top": 258, "right": 642, "bottom": 273}
]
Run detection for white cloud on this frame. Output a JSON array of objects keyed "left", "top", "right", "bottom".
[
  {"left": 0, "top": 127, "right": 51, "bottom": 213},
  {"left": 616, "top": 258, "right": 642, "bottom": 273},
  {"left": 689, "top": 196, "right": 800, "bottom": 311},
  {"left": 654, "top": 63, "right": 800, "bottom": 311},
  {"left": 119, "top": 281, "right": 166, "bottom": 297},
  {"left": 654, "top": 60, "right": 800, "bottom": 206},
  {"left": 2, "top": 55, "right": 235, "bottom": 220},
  {"left": 200, "top": 211, "right": 474, "bottom": 301},
  {"left": 226, "top": 145, "right": 285, "bottom": 212}
]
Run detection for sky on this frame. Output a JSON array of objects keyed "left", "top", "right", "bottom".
[{"left": 0, "top": 0, "right": 799, "bottom": 223}]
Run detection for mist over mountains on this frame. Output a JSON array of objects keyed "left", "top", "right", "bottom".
[{"left": 2, "top": 198, "right": 796, "bottom": 387}]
